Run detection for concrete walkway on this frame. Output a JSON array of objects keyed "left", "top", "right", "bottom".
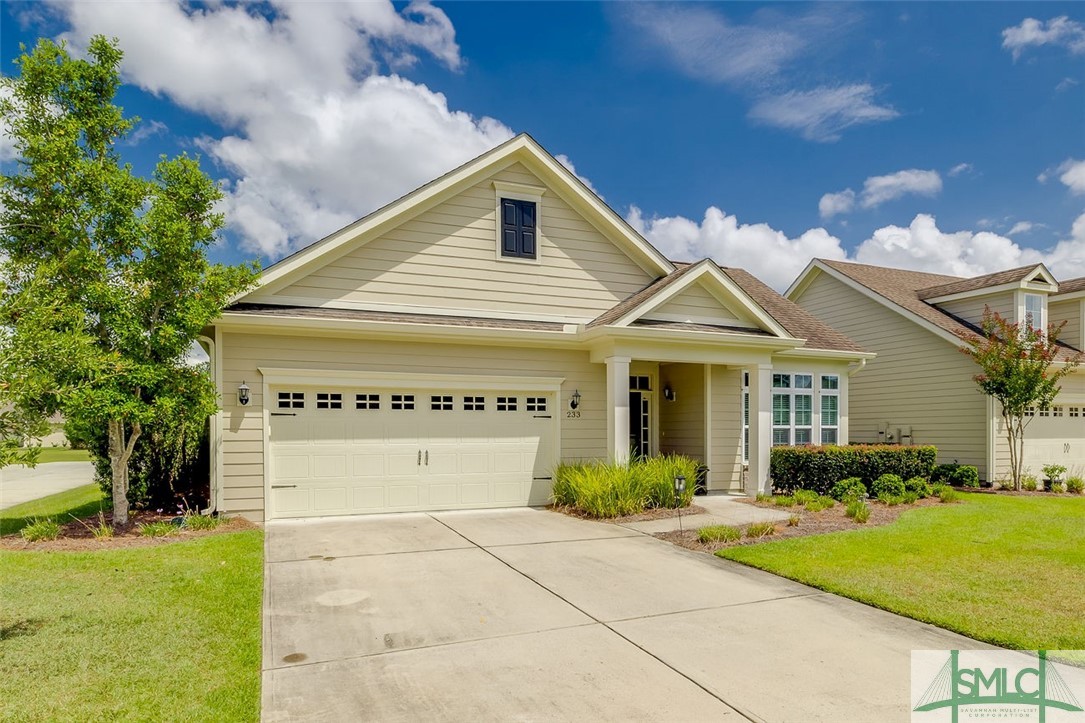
[
  {"left": 0, "top": 462, "right": 96, "bottom": 510},
  {"left": 616, "top": 493, "right": 791, "bottom": 534},
  {"left": 263, "top": 506, "right": 991, "bottom": 722}
]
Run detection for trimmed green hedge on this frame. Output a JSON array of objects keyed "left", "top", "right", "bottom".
[{"left": 770, "top": 445, "right": 937, "bottom": 495}]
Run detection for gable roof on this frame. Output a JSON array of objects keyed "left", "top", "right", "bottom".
[
  {"left": 1053, "top": 277, "right": 1085, "bottom": 296},
  {"left": 241, "top": 133, "right": 674, "bottom": 300},
  {"left": 916, "top": 265, "right": 1040, "bottom": 299},
  {"left": 797, "top": 259, "right": 1081, "bottom": 359},
  {"left": 585, "top": 262, "right": 701, "bottom": 328}
]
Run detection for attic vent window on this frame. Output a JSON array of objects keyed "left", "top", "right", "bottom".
[{"left": 501, "top": 199, "right": 536, "bottom": 259}]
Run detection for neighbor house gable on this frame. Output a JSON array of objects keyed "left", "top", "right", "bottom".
[{"left": 239, "top": 134, "right": 674, "bottom": 323}]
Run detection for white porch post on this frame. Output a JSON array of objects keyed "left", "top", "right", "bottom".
[
  {"left": 747, "top": 364, "right": 772, "bottom": 496},
  {"left": 606, "top": 356, "right": 631, "bottom": 463}
]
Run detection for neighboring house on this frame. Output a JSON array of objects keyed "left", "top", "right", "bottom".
[
  {"left": 788, "top": 259, "right": 1085, "bottom": 483},
  {"left": 204, "top": 135, "right": 870, "bottom": 521}
]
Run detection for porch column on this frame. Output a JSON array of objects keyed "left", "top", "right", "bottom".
[
  {"left": 605, "top": 356, "right": 631, "bottom": 463},
  {"left": 747, "top": 363, "right": 772, "bottom": 496}
]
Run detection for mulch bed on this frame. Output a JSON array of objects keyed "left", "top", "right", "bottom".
[
  {"left": 551, "top": 503, "right": 708, "bottom": 523},
  {"left": 1, "top": 509, "right": 258, "bottom": 552},
  {"left": 656, "top": 496, "right": 944, "bottom": 554}
]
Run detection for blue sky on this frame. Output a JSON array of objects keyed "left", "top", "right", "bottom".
[{"left": 2, "top": 1, "right": 1084, "bottom": 289}]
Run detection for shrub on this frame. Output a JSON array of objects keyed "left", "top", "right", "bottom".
[
  {"left": 755, "top": 493, "right": 773, "bottom": 503},
  {"left": 804, "top": 495, "right": 835, "bottom": 512},
  {"left": 938, "top": 487, "right": 961, "bottom": 503},
  {"left": 20, "top": 518, "right": 60, "bottom": 542},
  {"left": 1066, "top": 476, "right": 1084, "bottom": 494},
  {"left": 1042, "top": 463, "right": 1067, "bottom": 482},
  {"left": 846, "top": 499, "right": 870, "bottom": 523},
  {"left": 901, "top": 491, "right": 920, "bottom": 504},
  {"left": 1048, "top": 479, "right": 1065, "bottom": 493},
  {"left": 788, "top": 515, "right": 800, "bottom": 527},
  {"left": 774, "top": 495, "right": 796, "bottom": 507},
  {"left": 770, "top": 444, "right": 937, "bottom": 494},
  {"left": 931, "top": 463, "right": 980, "bottom": 488},
  {"left": 182, "top": 512, "right": 220, "bottom": 531},
  {"left": 697, "top": 525, "right": 741, "bottom": 543},
  {"left": 830, "top": 477, "right": 867, "bottom": 502},
  {"left": 552, "top": 455, "right": 697, "bottom": 518},
  {"left": 1022, "top": 474, "right": 1039, "bottom": 491},
  {"left": 904, "top": 477, "right": 931, "bottom": 498},
  {"left": 746, "top": 522, "right": 776, "bottom": 538},
  {"left": 877, "top": 493, "right": 902, "bottom": 506},
  {"left": 871, "top": 474, "right": 905, "bottom": 498},
  {"left": 792, "top": 489, "right": 819, "bottom": 505},
  {"left": 138, "top": 521, "right": 178, "bottom": 538}
]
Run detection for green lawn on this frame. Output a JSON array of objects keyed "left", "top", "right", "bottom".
[
  {"left": 720, "top": 493, "right": 1085, "bottom": 652},
  {"left": 0, "top": 489, "right": 263, "bottom": 722},
  {"left": 33, "top": 447, "right": 93, "bottom": 464},
  {"left": 0, "top": 484, "right": 109, "bottom": 536}
]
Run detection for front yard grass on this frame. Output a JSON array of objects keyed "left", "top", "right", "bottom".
[
  {"left": 30, "top": 447, "right": 93, "bottom": 464},
  {"left": 720, "top": 493, "right": 1085, "bottom": 652},
  {"left": 0, "top": 486, "right": 263, "bottom": 721},
  {"left": 0, "top": 483, "right": 108, "bottom": 535}
]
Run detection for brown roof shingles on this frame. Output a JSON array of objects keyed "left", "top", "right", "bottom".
[
  {"left": 1054, "top": 277, "right": 1085, "bottom": 296},
  {"left": 225, "top": 303, "right": 567, "bottom": 331},
  {"left": 915, "top": 264, "right": 1044, "bottom": 300},
  {"left": 585, "top": 261, "right": 702, "bottom": 328}
]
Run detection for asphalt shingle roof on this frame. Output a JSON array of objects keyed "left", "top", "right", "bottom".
[{"left": 916, "top": 265, "right": 1045, "bottom": 300}]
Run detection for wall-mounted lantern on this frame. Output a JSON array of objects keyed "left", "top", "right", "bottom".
[
  {"left": 238, "top": 381, "right": 251, "bottom": 406},
  {"left": 570, "top": 389, "right": 581, "bottom": 410}
]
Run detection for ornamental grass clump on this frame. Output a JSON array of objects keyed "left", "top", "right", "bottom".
[{"left": 552, "top": 454, "right": 698, "bottom": 518}]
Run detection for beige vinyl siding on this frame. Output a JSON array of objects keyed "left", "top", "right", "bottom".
[
  {"left": 658, "top": 363, "right": 705, "bottom": 460},
  {"left": 795, "top": 273, "right": 990, "bottom": 478},
  {"left": 219, "top": 331, "right": 608, "bottom": 521},
  {"left": 261, "top": 162, "right": 654, "bottom": 320},
  {"left": 710, "top": 366, "right": 744, "bottom": 491},
  {"left": 644, "top": 284, "right": 755, "bottom": 327},
  {"left": 937, "top": 292, "right": 1015, "bottom": 327},
  {"left": 1049, "top": 299, "right": 1082, "bottom": 350}
]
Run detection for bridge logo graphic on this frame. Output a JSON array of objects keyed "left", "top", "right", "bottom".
[{"left": 913, "top": 650, "right": 1083, "bottom": 722}]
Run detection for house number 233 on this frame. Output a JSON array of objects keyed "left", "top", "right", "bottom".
[{"left": 566, "top": 410, "right": 581, "bottom": 419}]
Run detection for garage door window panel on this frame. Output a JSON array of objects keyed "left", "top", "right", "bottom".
[
  {"left": 356, "top": 393, "right": 380, "bottom": 410},
  {"left": 316, "top": 393, "right": 343, "bottom": 410},
  {"left": 391, "top": 394, "right": 415, "bottom": 410},
  {"left": 497, "top": 396, "right": 518, "bottom": 411},
  {"left": 278, "top": 392, "right": 305, "bottom": 409}
]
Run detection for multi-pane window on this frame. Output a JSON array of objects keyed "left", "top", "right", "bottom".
[
  {"left": 431, "top": 395, "right": 453, "bottom": 411},
  {"left": 1024, "top": 293, "right": 1044, "bottom": 332},
  {"left": 463, "top": 396, "right": 485, "bottom": 411},
  {"left": 821, "top": 375, "right": 840, "bottom": 445},
  {"left": 391, "top": 394, "right": 415, "bottom": 411},
  {"left": 1070, "top": 407, "right": 1081, "bottom": 418},
  {"left": 277, "top": 392, "right": 304, "bottom": 409},
  {"left": 629, "top": 375, "right": 651, "bottom": 391},
  {"left": 526, "top": 397, "right": 547, "bottom": 412},
  {"left": 1053, "top": 406, "right": 1064, "bottom": 417},
  {"left": 772, "top": 373, "right": 812, "bottom": 446},
  {"left": 497, "top": 396, "right": 518, "bottom": 411},
  {"left": 356, "top": 393, "right": 380, "bottom": 410},
  {"left": 316, "top": 392, "right": 343, "bottom": 410},
  {"left": 742, "top": 372, "right": 750, "bottom": 463}
]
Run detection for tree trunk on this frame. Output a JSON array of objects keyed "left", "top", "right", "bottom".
[{"left": 107, "top": 419, "right": 141, "bottom": 526}]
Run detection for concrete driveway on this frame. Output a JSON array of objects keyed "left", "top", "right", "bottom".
[
  {"left": 0, "top": 462, "right": 96, "bottom": 510},
  {"left": 263, "top": 507, "right": 984, "bottom": 722}
]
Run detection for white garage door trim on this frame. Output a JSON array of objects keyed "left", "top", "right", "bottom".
[{"left": 259, "top": 368, "right": 564, "bottom": 519}]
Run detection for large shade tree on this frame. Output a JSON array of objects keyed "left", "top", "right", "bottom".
[
  {"left": 0, "top": 36, "right": 258, "bottom": 523},
  {"left": 959, "top": 308, "right": 1081, "bottom": 490}
]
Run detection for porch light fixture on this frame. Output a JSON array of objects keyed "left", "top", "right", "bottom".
[
  {"left": 663, "top": 385, "right": 676, "bottom": 402},
  {"left": 238, "top": 381, "right": 251, "bottom": 406},
  {"left": 569, "top": 389, "right": 581, "bottom": 410}
]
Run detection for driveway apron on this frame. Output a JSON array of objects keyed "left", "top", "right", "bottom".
[{"left": 263, "top": 507, "right": 986, "bottom": 722}]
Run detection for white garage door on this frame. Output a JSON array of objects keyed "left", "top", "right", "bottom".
[
  {"left": 1021, "top": 405, "right": 1085, "bottom": 477},
  {"left": 268, "top": 385, "right": 558, "bottom": 519}
]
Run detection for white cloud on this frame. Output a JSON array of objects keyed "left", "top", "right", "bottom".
[
  {"left": 628, "top": 206, "right": 1085, "bottom": 291},
  {"left": 628, "top": 205, "right": 848, "bottom": 290},
  {"left": 1002, "top": 16, "right": 1085, "bottom": 60},
  {"left": 748, "top": 84, "right": 898, "bottom": 142},
  {"left": 819, "top": 168, "right": 941, "bottom": 218},
  {"left": 123, "top": 119, "right": 168, "bottom": 146},
  {"left": 859, "top": 169, "right": 942, "bottom": 209},
  {"left": 819, "top": 189, "right": 856, "bottom": 220},
  {"left": 555, "top": 154, "right": 601, "bottom": 198},
  {"left": 1053, "top": 159, "right": 1085, "bottom": 194},
  {"left": 1007, "top": 221, "right": 1034, "bottom": 236},
  {"left": 947, "top": 162, "right": 973, "bottom": 177},
  {"left": 52, "top": 0, "right": 514, "bottom": 259},
  {"left": 1056, "top": 77, "right": 1080, "bottom": 92}
]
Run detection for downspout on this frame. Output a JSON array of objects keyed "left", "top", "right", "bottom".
[
  {"left": 197, "top": 334, "right": 220, "bottom": 515},
  {"left": 847, "top": 358, "right": 867, "bottom": 376}
]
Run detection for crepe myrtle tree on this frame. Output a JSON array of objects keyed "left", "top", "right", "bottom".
[
  {"left": 0, "top": 37, "right": 258, "bottom": 523},
  {"left": 958, "top": 308, "right": 1081, "bottom": 491}
]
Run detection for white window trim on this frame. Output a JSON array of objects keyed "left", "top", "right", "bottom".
[
  {"left": 1023, "top": 292, "right": 1045, "bottom": 333},
  {"left": 493, "top": 181, "right": 545, "bottom": 265},
  {"left": 820, "top": 375, "right": 840, "bottom": 445},
  {"left": 772, "top": 373, "right": 814, "bottom": 447}
]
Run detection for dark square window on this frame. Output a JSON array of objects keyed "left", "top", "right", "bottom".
[
  {"left": 278, "top": 392, "right": 304, "bottom": 409},
  {"left": 391, "top": 394, "right": 415, "bottom": 411},
  {"left": 526, "top": 397, "right": 546, "bottom": 412},
  {"left": 430, "top": 395, "right": 453, "bottom": 411},
  {"left": 500, "top": 199, "right": 536, "bottom": 259},
  {"left": 316, "top": 392, "right": 342, "bottom": 410},
  {"left": 356, "top": 393, "right": 380, "bottom": 410},
  {"left": 464, "top": 396, "right": 485, "bottom": 411},
  {"left": 497, "top": 396, "right": 518, "bottom": 412}
]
